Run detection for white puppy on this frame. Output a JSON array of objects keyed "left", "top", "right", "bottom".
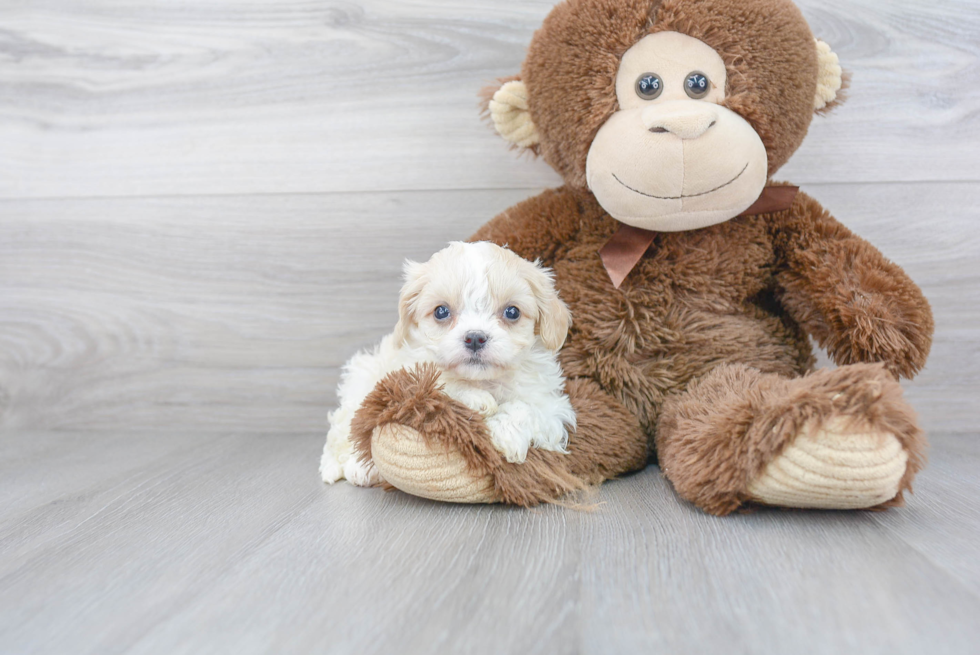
[{"left": 320, "top": 241, "right": 576, "bottom": 486}]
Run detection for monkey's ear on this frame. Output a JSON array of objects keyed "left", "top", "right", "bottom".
[
  {"left": 483, "top": 78, "right": 541, "bottom": 149},
  {"left": 813, "top": 39, "right": 847, "bottom": 113}
]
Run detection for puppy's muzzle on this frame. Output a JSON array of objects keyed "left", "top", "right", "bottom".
[{"left": 463, "top": 331, "right": 489, "bottom": 352}]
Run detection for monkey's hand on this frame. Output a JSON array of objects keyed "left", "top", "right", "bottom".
[{"left": 773, "top": 192, "right": 934, "bottom": 379}]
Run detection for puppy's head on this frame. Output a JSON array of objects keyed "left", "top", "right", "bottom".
[{"left": 393, "top": 241, "right": 571, "bottom": 380}]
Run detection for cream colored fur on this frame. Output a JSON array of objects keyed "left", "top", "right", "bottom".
[
  {"left": 814, "top": 39, "right": 844, "bottom": 111},
  {"left": 371, "top": 424, "right": 497, "bottom": 503},
  {"left": 586, "top": 32, "right": 769, "bottom": 231},
  {"left": 747, "top": 417, "right": 908, "bottom": 509},
  {"left": 321, "top": 242, "right": 576, "bottom": 486},
  {"left": 489, "top": 80, "right": 540, "bottom": 148}
]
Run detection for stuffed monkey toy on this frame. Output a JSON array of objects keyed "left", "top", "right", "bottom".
[{"left": 348, "top": 0, "right": 934, "bottom": 515}]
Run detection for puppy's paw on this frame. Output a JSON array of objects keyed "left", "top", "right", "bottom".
[
  {"left": 320, "top": 446, "right": 345, "bottom": 484},
  {"left": 322, "top": 406, "right": 355, "bottom": 484},
  {"left": 343, "top": 456, "right": 381, "bottom": 487},
  {"left": 532, "top": 415, "right": 570, "bottom": 453},
  {"left": 449, "top": 387, "right": 499, "bottom": 417},
  {"left": 486, "top": 407, "right": 532, "bottom": 464}
]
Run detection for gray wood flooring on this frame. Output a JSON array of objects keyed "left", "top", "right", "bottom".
[
  {"left": 1, "top": 432, "right": 978, "bottom": 654},
  {"left": 1, "top": 0, "right": 978, "bottom": 653}
]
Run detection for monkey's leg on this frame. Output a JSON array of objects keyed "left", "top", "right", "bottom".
[
  {"left": 655, "top": 363, "right": 927, "bottom": 516},
  {"left": 349, "top": 365, "right": 648, "bottom": 505}
]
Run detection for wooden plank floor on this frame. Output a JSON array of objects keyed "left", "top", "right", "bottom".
[
  {"left": 1, "top": 432, "right": 978, "bottom": 654},
  {"left": 1, "top": 0, "right": 978, "bottom": 652}
]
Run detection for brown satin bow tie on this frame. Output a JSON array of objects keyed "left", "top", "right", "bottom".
[{"left": 598, "top": 185, "right": 799, "bottom": 289}]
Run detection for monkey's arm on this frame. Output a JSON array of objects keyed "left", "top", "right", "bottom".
[
  {"left": 468, "top": 186, "right": 583, "bottom": 265},
  {"left": 770, "top": 190, "right": 933, "bottom": 379}
]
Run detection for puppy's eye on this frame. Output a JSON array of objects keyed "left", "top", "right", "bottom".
[
  {"left": 684, "top": 71, "right": 710, "bottom": 99},
  {"left": 503, "top": 306, "right": 521, "bottom": 321},
  {"left": 433, "top": 305, "right": 450, "bottom": 321},
  {"left": 635, "top": 73, "right": 663, "bottom": 100}
]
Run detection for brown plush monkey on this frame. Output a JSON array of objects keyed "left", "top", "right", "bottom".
[{"left": 349, "top": 0, "right": 934, "bottom": 515}]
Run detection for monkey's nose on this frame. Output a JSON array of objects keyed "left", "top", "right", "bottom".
[
  {"left": 464, "top": 331, "right": 489, "bottom": 352},
  {"left": 642, "top": 102, "right": 719, "bottom": 139}
]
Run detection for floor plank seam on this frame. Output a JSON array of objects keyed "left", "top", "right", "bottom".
[{"left": 0, "top": 179, "right": 977, "bottom": 205}]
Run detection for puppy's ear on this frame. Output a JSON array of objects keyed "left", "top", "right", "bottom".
[
  {"left": 524, "top": 260, "right": 571, "bottom": 351},
  {"left": 393, "top": 260, "right": 426, "bottom": 346}
]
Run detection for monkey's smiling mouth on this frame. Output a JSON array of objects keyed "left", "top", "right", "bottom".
[{"left": 612, "top": 162, "right": 749, "bottom": 200}]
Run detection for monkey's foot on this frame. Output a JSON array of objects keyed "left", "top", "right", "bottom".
[
  {"left": 371, "top": 424, "right": 497, "bottom": 503},
  {"left": 350, "top": 364, "right": 586, "bottom": 506},
  {"left": 746, "top": 417, "right": 908, "bottom": 509},
  {"left": 657, "top": 363, "right": 927, "bottom": 515}
]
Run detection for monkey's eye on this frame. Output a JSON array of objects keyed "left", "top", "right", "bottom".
[
  {"left": 684, "top": 72, "right": 710, "bottom": 99},
  {"left": 635, "top": 73, "right": 664, "bottom": 100},
  {"left": 503, "top": 306, "right": 521, "bottom": 321},
  {"left": 434, "top": 305, "right": 450, "bottom": 321}
]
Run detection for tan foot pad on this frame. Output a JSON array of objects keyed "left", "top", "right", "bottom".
[
  {"left": 371, "top": 424, "right": 497, "bottom": 504},
  {"left": 746, "top": 418, "right": 909, "bottom": 510}
]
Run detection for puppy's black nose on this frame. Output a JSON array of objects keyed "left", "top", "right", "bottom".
[{"left": 464, "top": 331, "right": 488, "bottom": 352}]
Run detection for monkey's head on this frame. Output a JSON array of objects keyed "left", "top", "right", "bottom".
[{"left": 486, "top": 0, "right": 845, "bottom": 231}]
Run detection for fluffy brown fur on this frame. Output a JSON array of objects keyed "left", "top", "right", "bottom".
[
  {"left": 352, "top": 0, "right": 934, "bottom": 514},
  {"left": 656, "top": 363, "right": 927, "bottom": 515},
  {"left": 651, "top": 0, "right": 818, "bottom": 175},
  {"left": 468, "top": 184, "right": 931, "bottom": 512},
  {"left": 521, "top": 0, "right": 657, "bottom": 187},
  {"left": 771, "top": 193, "right": 933, "bottom": 379},
  {"left": 350, "top": 365, "right": 593, "bottom": 505},
  {"left": 520, "top": 0, "right": 821, "bottom": 185}
]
